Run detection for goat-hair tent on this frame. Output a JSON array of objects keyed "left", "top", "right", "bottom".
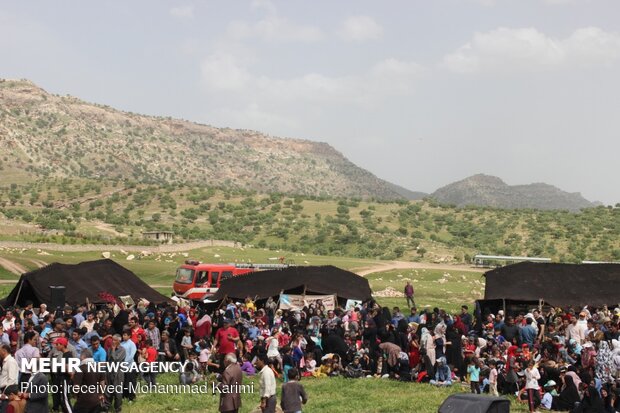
[
  {"left": 0, "top": 259, "right": 171, "bottom": 307},
  {"left": 438, "top": 394, "right": 510, "bottom": 413},
  {"left": 211, "top": 265, "right": 372, "bottom": 301},
  {"left": 483, "top": 261, "right": 620, "bottom": 308}
]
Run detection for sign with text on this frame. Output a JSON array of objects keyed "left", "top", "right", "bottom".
[{"left": 279, "top": 294, "right": 336, "bottom": 311}]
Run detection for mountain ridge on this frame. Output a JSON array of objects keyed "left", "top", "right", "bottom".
[
  {"left": 0, "top": 78, "right": 407, "bottom": 200},
  {"left": 431, "top": 174, "right": 597, "bottom": 211}
]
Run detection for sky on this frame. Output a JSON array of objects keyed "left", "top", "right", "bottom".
[{"left": 2, "top": 0, "right": 619, "bottom": 204}]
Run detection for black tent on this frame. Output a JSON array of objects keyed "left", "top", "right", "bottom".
[
  {"left": 483, "top": 261, "right": 620, "bottom": 308},
  {"left": 438, "top": 394, "right": 510, "bottom": 413},
  {"left": 0, "top": 259, "right": 171, "bottom": 307},
  {"left": 211, "top": 265, "right": 372, "bottom": 301}
]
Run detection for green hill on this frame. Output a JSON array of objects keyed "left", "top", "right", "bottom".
[{"left": 1, "top": 178, "right": 619, "bottom": 263}]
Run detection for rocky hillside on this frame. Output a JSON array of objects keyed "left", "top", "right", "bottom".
[
  {"left": 0, "top": 79, "right": 406, "bottom": 199},
  {"left": 431, "top": 174, "right": 597, "bottom": 211}
]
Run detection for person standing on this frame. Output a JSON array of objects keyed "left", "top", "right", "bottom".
[
  {"left": 15, "top": 331, "right": 40, "bottom": 386},
  {"left": 106, "top": 335, "right": 126, "bottom": 413},
  {"left": 256, "top": 355, "right": 276, "bottom": 413},
  {"left": 524, "top": 360, "right": 541, "bottom": 413},
  {"left": 488, "top": 360, "right": 499, "bottom": 397},
  {"left": 72, "top": 349, "right": 106, "bottom": 413},
  {"left": 120, "top": 330, "right": 137, "bottom": 402},
  {"left": 213, "top": 319, "right": 239, "bottom": 372},
  {"left": 0, "top": 343, "right": 18, "bottom": 411},
  {"left": 404, "top": 282, "right": 415, "bottom": 309},
  {"left": 217, "top": 353, "right": 243, "bottom": 413},
  {"left": 20, "top": 370, "right": 49, "bottom": 413},
  {"left": 52, "top": 338, "right": 73, "bottom": 413},
  {"left": 281, "top": 368, "right": 308, "bottom": 413},
  {"left": 467, "top": 358, "right": 481, "bottom": 394}
]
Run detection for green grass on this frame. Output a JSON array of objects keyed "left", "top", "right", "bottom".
[
  {"left": 367, "top": 268, "right": 485, "bottom": 313},
  {"left": 117, "top": 373, "right": 530, "bottom": 413}
]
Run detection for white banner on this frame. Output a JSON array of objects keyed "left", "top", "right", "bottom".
[{"left": 279, "top": 294, "right": 336, "bottom": 311}]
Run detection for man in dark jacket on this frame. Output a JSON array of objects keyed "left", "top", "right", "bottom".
[
  {"left": 217, "top": 353, "right": 243, "bottom": 413},
  {"left": 20, "top": 371, "right": 49, "bottom": 413},
  {"left": 281, "top": 368, "right": 308, "bottom": 413},
  {"left": 159, "top": 331, "right": 180, "bottom": 361},
  {"left": 72, "top": 349, "right": 106, "bottom": 413}
]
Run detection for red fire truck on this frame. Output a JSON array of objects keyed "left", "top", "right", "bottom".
[{"left": 172, "top": 261, "right": 290, "bottom": 301}]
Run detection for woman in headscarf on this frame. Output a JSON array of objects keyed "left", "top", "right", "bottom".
[
  {"left": 434, "top": 323, "right": 447, "bottom": 361},
  {"left": 553, "top": 374, "right": 580, "bottom": 411},
  {"left": 379, "top": 341, "right": 402, "bottom": 373},
  {"left": 408, "top": 330, "right": 421, "bottom": 370},
  {"left": 396, "top": 319, "right": 409, "bottom": 351},
  {"left": 194, "top": 312, "right": 212, "bottom": 340},
  {"left": 572, "top": 384, "right": 605, "bottom": 413},
  {"left": 596, "top": 341, "right": 615, "bottom": 384},
  {"left": 421, "top": 327, "right": 436, "bottom": 366},
  {"left": 445, "top": 324, "right": 463, "bottom": 378}
]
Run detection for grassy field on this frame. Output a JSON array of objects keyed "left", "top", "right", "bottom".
[
  {"left": 368, "top": 268, "right": 485, "bottom": 313},
  {"left": 0, "top": 245, "right": 384, "bottom": 282},
  {"left": 116, "top": 373, "right": 530, "bottom": 413}
]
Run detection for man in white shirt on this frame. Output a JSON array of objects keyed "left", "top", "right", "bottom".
[
  {"left": 0, "top": 326, "right": 10, "bottom": 347},
  {"left": 15, "top": 331, "right": 40, "bottom": 385},
  {"left": 2, "top": 312, "right": 15, "bottom": 332},
  {"left": 256, "top": 354, "right": 276, "bottom": 413},
  {"left": 0, "top": 343, "right": 19, "bottom": 406},
  {"left": 565, "top": 316, "right": 586, "bottom": 345}
]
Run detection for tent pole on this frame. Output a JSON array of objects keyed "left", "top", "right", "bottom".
[
  {"left": 275, "top": 289, "right": 284, "bottom": 309},
  {"left": 502, "top": 298, "right": 506, "bottom": 315},
  {"left": 13, "top": 280, "right": 24, "bottom": 307}
]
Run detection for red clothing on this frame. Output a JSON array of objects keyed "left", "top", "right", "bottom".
[
  {"left": 131, "top": 326, "right": 147, "bottom": 346},
  {"left": 195, "top": 321, "right": 211, "bottom": 340},
  {"left": 145, "top": 346, "right": 158, "bottom": 362},
  {"left": 215, "top": 326, "right": 239, "bottom": 355},
  {"left": 277, "top": 333, "right": 290, "bottom": 348},
  {"left": 408, "top": 345, "right": 420, "bottom": 368}
]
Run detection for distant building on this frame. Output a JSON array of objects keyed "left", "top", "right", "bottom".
[{"left": 142, "top": 231, "right": 174, "bottom": 244}]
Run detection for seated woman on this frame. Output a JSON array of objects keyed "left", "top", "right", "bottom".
[{"left": 430, "top": 357, "right": 452, "bottom": 387}]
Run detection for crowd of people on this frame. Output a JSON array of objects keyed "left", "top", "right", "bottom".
[{"left": 0, "top": 288, "right": 618, "bottom": 413}]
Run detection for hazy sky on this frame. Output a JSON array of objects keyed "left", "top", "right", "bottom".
[{"left": 2, "top": 0, "right": 619, "bottom": 204}]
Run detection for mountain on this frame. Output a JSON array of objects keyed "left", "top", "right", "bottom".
[
  {"left": 384, "top": 182, "right": 427, "bottom": 200},
  {"left": 431, "top": 174, "right": 597, "bottom": 211},
  {"left": 0, "top": 79, "right": 407, "bottom": 199}
]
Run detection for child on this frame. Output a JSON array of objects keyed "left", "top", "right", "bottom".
[
  {"left": 488, "top": 360, "right": 498, "bottom": 396},
  {"left": 282, "top": 346, "right": 295, "bottom": 382},
  {"left": 467, "top": 358, "right": 481, "bottom": 394},
  {"left": 303, "top": 353, "right": 316, "bottom": 377},
  {"left": 180, "top": 328, "right": 193, "bottom": 361},
  {"left": 198, "top": 341, "right": 211, "bottom": 373},
  {"left": 180, "top": 362, "right": 200, "bottom": 385},
  {"left": 540, "top": 380, "right": 556, "bottom": 410},
  {"left": 281, "top": 368, "right": 308, "bottom": 413},
  {"left": 240, "top": 353, "right": 256, "bottom": 376}
]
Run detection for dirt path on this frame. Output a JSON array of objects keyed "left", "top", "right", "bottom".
[
  {"left": 93, "top": 223, "right": 127, "bottom": 238},
  {"left": 0, "top": 257, "right": 28, "bottom": 275},
  {"left": 0, "top": 240, "right": 239, "bottom": 253},
  {"left": 354, "top": 261, "right": 484, "bottom": 276},
  {"left": 28, "top": 259, "right": 49, "bottom": 268}
]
